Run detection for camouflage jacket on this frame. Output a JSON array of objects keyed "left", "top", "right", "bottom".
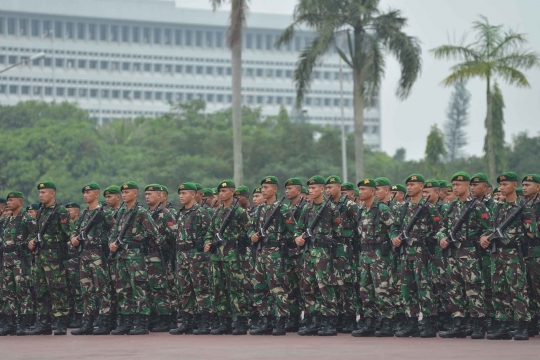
[
  {"left": 1, "top": 211, "right": 36, "bottom": 261},
  {"left": 332, "top": 196, "right": 360, "bottom": 239},
  {"left": 528, "top": 197, "right": 540, "bottom": 257},
  {"left": 148, "top": 204, "right": 177, "bottom": 257},
  {"left": 71, "top": 205, "right": 115, "bottom": 260},
  {"left": 357, "top": 199, "right": 398, "bottom": 264},
  {"left": 166, "top": 202, "right": 178, "bottom": 218},
  {"left": 176, "top": 202, "right": 211, "bottom": 252},
  {"left": 248, "top": 199, "right": 294, "bottom": 249},
  {"left": 285, "top": 198, "right": 308, "bottom": 256},
  {"left": 35, "top": 203, "right": 74, "bottom": 246}
]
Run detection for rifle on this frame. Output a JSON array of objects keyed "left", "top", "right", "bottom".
[
  {"left": 256, "top": 196, "right": 286, "bottom": 245},
  {"left": 211, "top": 197, "right": 240, "bottom": 255},
  {"left": 151, "top": 203, "right": 169, "bottom": 276},
  {"left": 397, "top": 196, "right": 431, "bottom": 255},
  {"left": 109, "top": 202, "right": 139, "bottom": 259},
  {"left": 76, "top": 206, "right": 104, "bottom": 254},
  {"left": 301, "top": 198, "right": 332, "bottom": 252},
  {"left": 488, "top": 196, "right": 534, "bottom": 253},
  {"left": 445, "top": 197, "right": 477, "bottom": 256},
  {"left": 35, "top": 203, "right": 61, "bottom": 255}
]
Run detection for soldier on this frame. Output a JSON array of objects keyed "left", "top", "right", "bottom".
[
  {"left": 103, "top": 186, "right": 122, "bottom": 213},
  {"left": 160, "top": 186, "right": 177, "bottom": 218},
  {"left": 481, "top": 172, "right": 537, "bottom": 340},
  {"left": 492, "top": 186, "right": 504, "bottom": 202},
  {"left": 391, "top": 184, "right": 406, "bottom": 205},
  {"left": 392, "top": 174, "right": 440, "bottom": 338},
  {"left": 26, "top": 203, "right": 39, "bottom": 219},
  {"left": 0, "top": 191, "right": 36, "bottom": 336},
  {"left": 252, "top": 187, "right": 264, "bottom": 208},
  {"left": 352, "top": 178, "right": 397, "bottom": 337},
  {"left": 195, "top": 183, "right": 204, "bottom": 206},
  {"left": 27, "top": 181, "right": 74, "bottom": 335},
  {"left": 341, "top": 182, "right": 356, "bottom": 201},
  {"left": 294, "top": 175, "right": 340, "bottom": 336},
  {"left": 446, "top": 185, "right": 456, "bottom": 203},
  {"left": 203, "top": 180, "right": 250, "bottom": 335},
  {"left": 64, "top": 202, "right": 84, "bottom": 329},
  {"left": 438, "top": 181, "right": 448, "bottom": 204},
  {"left": 236, "top": 186, "right": 251, "bottom": 210},
  {"left": 0, "top": 198, "right": 7, "bottom": 215},
  {"left": 170, "top": 182, "right": 212, "bottom": 335},
  {"left": 108, "top": 181, "right": 166, "bottom": 335},
  {"left": 69, "top": 182, "right": 116, "bottom": 335},
  {"left": 438, "top": 172, "right": 490, "bottom": 339},
  {"left": 325, "top": 176, "right": 359, "bottom": 334},
  {"left": 66, "top": 203, "right": 81, "bottom": 222},
  {"left": 302, "top": 186, "right": 311, "bottom": 201}
]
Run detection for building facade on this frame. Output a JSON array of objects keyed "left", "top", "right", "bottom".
[{"left": 0, "top": 0, "right": 381, "bottom": 148}]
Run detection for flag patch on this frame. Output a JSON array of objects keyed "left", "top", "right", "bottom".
[
  {"left": 525, "top": 219, "right": 532, "bottom": 224},
  {"left": 433, "top": 217, "right": 440, "bottom": 221},
  {"left": 286, "top": 219, "right": 293, "bottom": 224},
  {"left": 481, "top": 213, "right": 488, "bottom": 219},
  {"left": 168, "top": 221, "right": 174, "bottom": 226},
  {"left": 334, "top": 218, "right": 341, "bottom": 223}
]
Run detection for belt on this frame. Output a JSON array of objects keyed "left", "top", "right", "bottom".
[
  {"left": 313, "top": 240, "right": 331, "bottom": 249},
  {"left": 263, "top": 240, "right": 280, "bottom": 248},
  {"left": 460, "top": 240, "right": 477, "bottom": 248},
  {"left": 529, "top": 239, "right": 540, "bottom": 247},
  {"left": 128, "top": 242, "right": 146, "bottom": 249},
  {"left": 361, "top": 243, "right": 383, "bottom": 252},
  {"left": 84, "top": 244, "right": 103, "bottom": 251},
  {"left": 498, "top": 242, "right": 518, "bottom": 250},
  {"left": 2, "top": 245, "right": 20, "bottom": 253},
  {"left": 42, "top": 243, "right": 64, "bottom": 250}
]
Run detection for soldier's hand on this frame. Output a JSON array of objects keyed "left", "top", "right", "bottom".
[
  {"left": 204, "top": 243, "right": 211, "bottom": 252},
  {"left": 28, "top": 239, "right": 36, "bottom": 250},
  {"left": 109, "top": 243, "right": 119, "bottom": 252},
  {"left": 295, "top": 235, "right": 305, "bottom": 247},
  {"left": 392, "top": 237, "right": 402, "bottom": 247},
  {"left": 440, "top": 238, "right": 449, "bottom": 249},
  {"left": 71, "top": 237, "right": 80, "bottom": 247},
  {"left": 251, "top": 234, "right": 259, "bottom": 243},
  {"left": 480, "top": 235, "right": 490, "bottom": 249}
]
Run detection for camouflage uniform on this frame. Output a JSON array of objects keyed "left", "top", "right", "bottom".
[
  {"left": 526, "top": 197, "right": 540, "bottom": 322},
  {"left": 386, "top": 200, "right": 405, "bottom": 321},
  {"left": 482, "top": 196, "right": 496, "bottom": 319},
  {"left": 432, "top": 199, "right": 452, "bottom": 317},
  {"left": 64, "top": 251, "right": 83, "bottom": 321}
]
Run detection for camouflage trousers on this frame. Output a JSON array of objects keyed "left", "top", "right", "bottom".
[
  {"left": 65, "top": 256, "right": 83, "bottom": 315},
  {"left": 430, "top": 257, "right": 452, "bottom": 313},
  {"left": 481, "top": 253, "right": 495, "bottom": 317},
  {"left": 34, "top": 253, "right": 70, "bottom": 317},
  {"left": 211, "top": 259, "right": 249, "bottom": 317},
  {"left": 336, "top": 253, "right": 358, "bottom": 317},
  {"left": 176, "top": 251, "right": 212, "bottom": 315},
  {"left": 112, "top": 255, "right": 150, "bottom": 315},
  {"left": 400, "top": 255, "right": 436, "bottom": 318},
  {"left": 491, "top": 249, "right": 530, "bottom": 322},
  {"left": 286, "top": 254, "right": 302, "bottom": 317},
  {"left": 446, "top": 248, "right": 486, "bottom": 318},
  {"left": 358, "top": 253, "right": 394, "bottom": 319},
  {"left": 302, "top": 249, "right": 339, "bottom": 317},
  {"left": 253, "top": 248, "right": 290, "bottom": 318},
  {"left": 107, "top": 260, "right": 119, "bottom": 315},
  {"left": 79, "top": 255, "right": 112, "bottom": 316},
  {"left": 1, "top": 255, "right": 34, "bottom": 316},
  {"left": 146, "top": 255, "right": 171, "bottom": 315},
  {"left": 389, "top": 254, "right": 404, "bottom": 316},
  {"left": 526, "top": 256, "right": 540, "bottom": 317}
]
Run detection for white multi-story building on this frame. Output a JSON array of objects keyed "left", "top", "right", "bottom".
[{"left": 0, "top": 0, "right": 381, "bottom": 148}]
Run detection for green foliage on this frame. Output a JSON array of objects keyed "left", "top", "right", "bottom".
[
  {"left": 425, "top": 124, "right": 446, "bottom": 178},
  {"left": 484, "top": 82, "right": 507, "bottom": 174},
  {"left": 444, "top": 81, "right": 470, "bottom": 161}
]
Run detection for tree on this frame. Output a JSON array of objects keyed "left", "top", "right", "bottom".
[
  {"left": 425, "top": 124, "right": 446, "bottom": 177},
  {"left": 444, "top": 81, "right": 470, "bottom": 161},
  {"left": 276, "top": 0, "right": 421, "bottom": 181},
  {"left": 484, "top": 82, "right": 506, "bottom": 174},
  {"left": 210, "top": 0, "right": 249, "bottom": 185},
  {"left": 393, "top": 148, "right": 406, "bottom": 162},
  {"left": 431, "top": 15, "right": 540, "bottom": 181}
]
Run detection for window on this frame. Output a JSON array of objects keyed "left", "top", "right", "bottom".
[
  {"left": 166, "top": 92, "right": 173, "bottom": 101},
  {"left": 0, "top": 55, "right": 4, "bottom": 64},
  {"left": 372, "top": 125, "right": 379, "bottom": 134},
  {"left": 267, "top": 96, "right": 274, "bottom": 105},
  {"left": 334, "top": 99, "right": 340, "bottom": 106},
  {"left": 89, "top": 24, "right": 96, "bottom": 40},
  {"left": 185, "top": 65, "right": 193, "bottom": 74},
  {"left": 144, "top": 63, "right": 151, "bottom": 72},
  {"left": 324, "top": 98, "right": 331, "bottom": 106},
  {"left": 256, "top": 34, "right": 263, "bottom": 49},
  {"left": 110, "top": 25, "right": 118, "bottom": 42},
  {"left": 43, "top": 20, "right": 52, "bottom": 36},
  {"left": 100, "top": 61, "right": 108, "bottom": 70},
  {"left": 185, "top": 29, "right": 192, "bottom": 46},
  {"left": 217, "top": 94, "right": 224, "bottom": 103},
  {"left": 67, "top": 88, "right": 76, "bottom": 97},
  {"left": 31, "top": 19, "right": 40, "bottom": 37},
  {"left": 32, "top": 57, "right": 41, "bottom": 66},
  {"left": 175, "top": 65, "right": 183, "bottom": 73},
  {"left": 89, "top": 60, "right": 97, "bottom": 69},
  {"left": 8, "top": 55, "right": 18, "bottom": 64},
  {"left": 196, "top": 66, "right": 203, "bottom": 74},
  {"left": 164, "top": 28, "right": 171, "bottom": 45},
  {"left": 67, "top": 59, "right": 75, "bottom": 68},
  {"left": 186, "top": 93, "right": 193, "bottom": 101},
  {"left": 344, "top": 99, "right": 351, "bottom": 106},
  {"left": 123, "top": 90, "right": 131, "bottom": 99},
  {"left": 314, "top": 71, "right": 321, "bottom": 79},
  {"left": 256, "top": 68, "right": 263, "bottom": 77},
  {"left": 143, "top": 27, "right": 150, "bottom": 43},
  {"left": 66, "top": 22, "right": 74, "bottom": 39},
  {"left": 44, "top": 58, "right": 52, "bottom": 67},
  {"left": 54, "top": 21, "right": 63, "bottom": 38},
  {"left": 295, "top": 36, "right": 302, "bottom": 51},
  {"left": 206, "top": 94, "right": 214, "bottom": 102},
  {"left": 0, "top": 85, "right": 5, "bottom": 94},
  {"left": 216, "top": 32, "right": 223, "bottom": 48},
  {"left": 195, "top": 30, "right": 203, "bottom": 47},
  {"left": 112, "top": 90, "right": 120, "bottom": 99},
  {"left": 165, "top": 64, "right": 172, "bottom": 73},
  {"left": 246, "top": 68, "right": 254, "bottom": 77},
  {"left": 56, "top": 87, "right": 65, "bottom": 96},
  {"left": 256, "top": 96, "right": 264, "bottom": 104},
  {"left": 246, "top": 34, "right": 253, "bottom": 49},
  {"left": 286, "top": 97, "right": 293, "bottom": 105},
  {"left": 101, "top": 89, "right": 109, "bottom": 98},
  {"left": 176, "top": 93, "right": 184, "bottom": 101},
  {"left": 100, "top": 24, "right": 108, "bottom": 41},
  {"left": 90, "top": 89, "right": 98, "bottom": 98},
  {"left": 122, "top": 62, "right": 130, "bottom": 71},
  {"left": 153, "top": 28, "right": 161, "bottom": 44},
  {"left": 7, "top": 18, "right": 16, "bottom": 35},
  {"left": 266, "top": 34, "right": 273, "bottom": 50},
  {"left": 286, "top": 70, "right": 293, "bottom": 78},
  {"left": 21, "top": 85, "right": 30, "bottom": 95},
  {"left": 133, "top": 91, "right": 141, "bottom": 99},
  {"left": 305, "top": 97, "right": 312, "bottom": 105},
  {"left": 144, "top": 91, "right": 152, "bottom": 100},
  {"left": 216, "top": 67, "right": 224, "bottom": 75},
  {"left": 77, "top": 23, "right": 86, "bottom": 40},
  {"left": 111, "top": 61, "right": 120, "bottom": 71},
  {"left": 266, "top": 69, "right": 273, "bottom": 77},
  {"left": 175, "top": 29, "right": 182, "bottom": 45},
  {"left": 155, "top": 92, "right": 162, "bottom": 100},
  {"left": 33, "top": 86, "right": 42, "bottom": 95},
  {"left": 55, "top": 58, "right": 64, "bottom": 67},
  {"left": 206, "top": 31, "right": 213, "bottom": 47},
  {"left": 44, "top": 87, "right": 53, "bottom": 96},
  {"left": 247, "top": 95, "right": 254, "bottom": 104},
  {"left": 206, "top": 66, "right": 213, "bottom": 75},
  {"left": 20, "top": 19, "right": 28, "bottom": 36},
  {"left": 133, "top": 62, "right": 141, "bottom": 71},
  {"left": 132, "top": 27, "right": 140, "bottom": 43},
  {"left": 154, "top": 64, "right": 162, "bottom": 72},
  {"left": 226, "top": 67, "right": 231, "bottom": 75},
  {"left": 276, "top": 69, "right": 283, "bottom": 78},
  {"left": 122, "top": 26, "right": 129, "bottom": 42},
  {"left": 9, "top": 85, "right": 19, "bottom": 94},
  {"left": 324, "top": 72, "right": 331, "bottom": 80},
  {"left": 276, "top": 96, "right": 283, "bottom": 104}
]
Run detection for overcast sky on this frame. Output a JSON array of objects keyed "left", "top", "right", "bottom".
[{"left": 175, "top": 0, "right": 540, "bottom": 160}]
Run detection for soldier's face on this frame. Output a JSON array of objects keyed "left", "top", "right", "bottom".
[
  {"left": 375, "top": 186, "right": 389, "bottom": 201},
  {"left": 285, "top": 185, "right": 302, "bottom": 200},
  {"left": 83, "top": 190, "right": 99, "bottom": 204},
  {"left": 309, "top": 185, "right": 324, "bottom": 200},
  {"left": 196, "top": 191, "right": 203, "bottom": 202},
  {"left": 446, "top": 192, "right": 456, "bottom": 202},
  {"left": 39, "top": 189, "right": 55, "bottom": 204},
  {"left": 252, "top": 193, "right": 264, "bottom": 206},
  {"left": 470, "top": 182, "right": 487, "bottom": 198},
  {"left": 325, "top": 184, "right": 341, "bottom": 199},
  {"left": 261, "top": 184, "right": 277, "bottom": 200},
  {"left": 105, "top": 194, "right": 120, "bottom": 207},
  {"left": 28, "top": 210, "right": 37, "bottom": 219},
  {"left": 161, "top": 192, "right": 168, "bottom": 203},
  {"left": 342, "top": 190, "right": 355, "bottom": 200},
  {"left": 499, "top": 181, "right": 517, "bottom": 197},
  {"left": 179, "top": 190, "right": 195, "bottom": 205},
  {"left": 121, "top": 189, "right": 138, "bottom": 203},
  {"left": 522, "top": 181, "right": 539, "bottom": 196},
  {"left": 394, "top": 192, "right": 405, "bottom": 202},
  {"left": 145, "top": 191, "right": 160, "bottom": 206},
  {"left": 238, "top": 196, "right": 249, "bottom": 208},
  {"left": 358, "top": 186, "right": 375, "bottom": 201},
  {"left": 422, "top": 188, "right": 439, "bottom": 203},
  {"left": 439, "top": 188, "right": 447, "bottom": 200},
  {"left": 67, "top": 208, "right": 79, "bottom": 220},
  {"left": 406, "top": 182, "right": 423, "bottom": 197},
  {"left": 6, "top": 198, "right": 22, "bottom": 212},
  {"left": 452, "top": 181, "right": 469, "bottom": 197},
  {"left": 219, "top": 188, "right": 234, "bottom": 202}
]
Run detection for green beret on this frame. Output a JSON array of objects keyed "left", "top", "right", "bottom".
[
  {"left": 451, "top": 171, "right": 471, "bottom": 182},
  {"left": 261, "top": 176, "right": 279, "bottom": 186},
  {"left": 391, "top": 184, "right": 407, "bottom": 193},
  {"left": 202, "top": 188, "right": 214, "bottom": 197},
  {"left": 285, "top": 178, "right": 303, "bottom": 187},
  {"left": 405, "top": 174, "right": 425, "bottom": 184},
  {"left": 217, "top": 179, "right": 235, "bottom": 190},
  {"left": 145, "top": 184, "right": 163, "bottom": 192},
  {"left": 516, "top": 187, "right": 524, "bottom": 196},
  {"left": 65, "top": 202, "right": 81, "bottom": 209},
  {"left": 27, "top": 203, "right": 39, "bottom": 211},
  {"left": 7, "top": 191, "right": 23, "bottom": 199},
  {"left": 353, "top": 188, "right": 359, "bottom": 196},
  {"left": 522, "top": 174, "right": 540, "bottom": 184},
  {"left": 161, "top": 186, "right": 169, "bottom": 194},
  {"left": 470, "top": 173, "right": 488, "bottom": 184},
  {"left": 307, "top": 175, "right": 326, "bottom": 185},
  {"left": 194, "top": 183, "right": 203, "bottom": 191},
  {"left": 497, "top": 172, "right": 518, "bottom": 183},
  {"left": 341, "top": 182, "right": 354, "bottom": 191},
  {"left": 178, "top": 182, "right": 197, "bottom": 192},
  {"left": 493, "top": 186, "right": 501, "bottom": 194},
  {"left": 438, "top": 180, "right": 448, "bottom": 188},
  {"left": 325, "top": 175, "right": 342, "bottom": 185},
  {"left": 82, "top": 182, "right": 100, "bottom": 193},
  {"left": 302, "top": 186, "right": 309, "bottom": 195},
  {"left": 37, "top": 181, "right": 56, "bottom": 190},
  {"left": 375, "top": 177, "right": 391, "bottom": 187},
  {"left": 424, "top": 179, "right": 440, "bottom": 189},
  {"left": 357, "top": 178, "right": 376, "bottom": 188},
  {"left": 252, "top": 187, "right": 262, "bottom": 194},
  {"left": 234, "top": 186, "right": 249, "bottom": 196},
  {"left": 121, "top": 181, "right": 139, "bottom": 190},
  {"left": 103, "top": 185, "right": 121, "bottom": 196},
  {"left": 212, "top": 188, "right": 218, "bottom": 195}
]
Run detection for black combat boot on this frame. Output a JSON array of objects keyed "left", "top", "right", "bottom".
[
  {"left": 169, "top": 311, "right": 178, "bottom": 331},
  {"left": 395, "top": 317, "right": 420, "bottom": 337},
  {"left": 341, "top": 316, "right": 356, "bottom": 334},
  {"left": 210, "top": 316, "right": 232, "bottom": 335},
  {"left": 250, "top": 315, "right": 272, "bottom": 335},
  {"left": 93, "top": 315, "right": 111, "bottom": 335},
  {"left": 471, "top": 318, "right": 485, "bottom": 339},
  {"left": 192, "top": 312, "right": 200, "bottom": 332},
  {"left": 147, "top": 312, "right": 158, "bottom": 331},
  {"left": 464, "top": 315, "right": 474, "bottom": 336},
  {"left": 375, "top": 318, "right": 394, "bottom": 337},
  {"left": 54, "top": 316, "right": 69, "bottom": 335},
  {"left": 0, "top": 315, "right": 17, "bottom": 336},
  {"left": 487, "top": 320, "right": 512, "bottom": 340},
  {"left": 71, "top": 315, "right": 94, "bottom": 335},
  {"left": 130, "top": 315, "right": 149, "bottom": 335},
  {"left": 24, "top": 315, "right": 52, "bottom": 335},
  {"left": 285, "top": 314, "right": 300, "bottom": 333},
  {"left": 249, "top": 312, "right": 260, "bottom": 331},
  {"left": 272, "top": 316, "right": 287, "bottom": 336},
  {"left": 528, "top": 317, "right": 538, "bottom": 337},
  {"left": 351, "top": 317, "right": 375, "bottom": 337},
  {"left": 111, "top": 314, "right": 133, "bottom": 335},
  {"left": 193, "top": 311, "right": 211, "bottom": 335},
  {"left": 298, "top": 314, "right": 311, "bottom": 333},
  {"left": 420, "top": 316, "right": 437, "bottom": 338},
  {"left": 336, "top": 313, "right": 344, "bottom": 333},
  {"left": 151, "top": 314, "right": 171, "bottom": 333},
  {"left": 299, "top": 315, "right": 319, "bottom": 336},
  {"left": 233, "top": 316, "right": 248, "bottom": 335},
  {"left": 392, "top": 312, "right": 406, "bottom": 333},
  {"left": 318, "top": 316, "right": 337, "bottom": 336},
  {"left": 16, "top": 314, "right": 31, "bottom": 336},
  {"left": 68, "top": 313, "right": 83, "bottom": 329},
  {"left": 513, "top": 321, "right": 530, "bottom": 341},
  {"left": 439, "top": 317, "right": 466, "bottom": 338},
  {"left": 170, "top": 313, "right": 193, "bottom": 335},
  {"left": 487, "top": 317, "right": 498, "bottom": 336}
]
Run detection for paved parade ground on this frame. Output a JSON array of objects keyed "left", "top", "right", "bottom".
[{"left": 1, "top": 334, "right": 540, "bottom": 360}]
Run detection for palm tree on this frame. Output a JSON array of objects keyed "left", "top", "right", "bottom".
[
  {"left": 210, "top": 0, "right": 249, "bottom": 185},
  {"left": 432, "top": 15, "right": 540, "bottom": 181},
  {"left": 276, "top": 0, "right": 421, "bottom": 180}
]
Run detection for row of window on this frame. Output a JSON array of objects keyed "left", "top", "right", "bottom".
[{"left": 0, "top": 16, "right": 344, "bottom": 53}]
